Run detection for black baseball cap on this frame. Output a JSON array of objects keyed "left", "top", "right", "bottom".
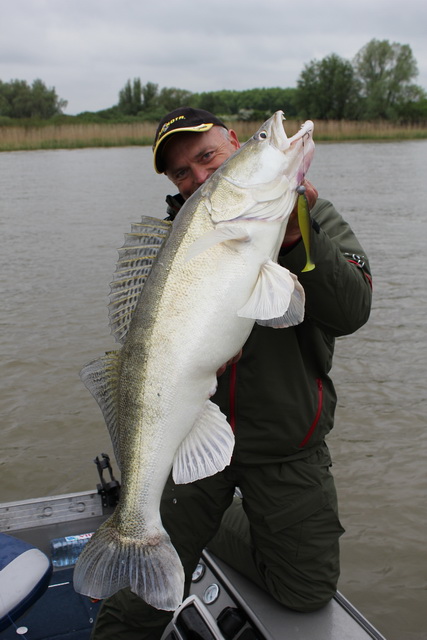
[{"left": 153, "top": 107, "right": 228, "bottom": 173}]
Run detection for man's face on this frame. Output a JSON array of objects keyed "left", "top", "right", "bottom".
[{"left": 162, "top": 126, "right": 240, "bottom": 200}]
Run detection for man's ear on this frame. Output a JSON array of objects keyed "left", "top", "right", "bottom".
[{"left": 228, "top": 129, "right": 240, "bottom": 150}]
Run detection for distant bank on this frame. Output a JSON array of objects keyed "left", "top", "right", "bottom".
[{"left": 1, "top": 119, "right": 427, "bottom": 152}]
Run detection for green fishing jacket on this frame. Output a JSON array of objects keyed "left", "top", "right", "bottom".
[{"left": 166, "top": 195, "right": 372, "bottom": 464}]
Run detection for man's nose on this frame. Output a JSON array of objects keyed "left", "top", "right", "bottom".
[{"left": 192, "top": 165, "right": 211, "bottom": 185}]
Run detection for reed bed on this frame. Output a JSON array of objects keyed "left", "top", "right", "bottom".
[
  {"left": 232, "top": 119, "right": 427, "bottom": 141},
  {"left": 1, "top": 119, "right": 427, "bottom": 152},
  {"left": 0, "top": 122, "right": 155, "bottom": 151}
]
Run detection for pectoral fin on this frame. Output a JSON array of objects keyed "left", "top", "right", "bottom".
[
  {"left": 186, "top": 225, "right": 250, "bottom": 261},
  {"left": 257, "top": 271, "right": 305, "bottom": 328},
  {"left": 237, "top": 260, "right": 305, "bottom": 328},
  {"left": 172, "top": 400, "right": 234, "bottom": 484}
]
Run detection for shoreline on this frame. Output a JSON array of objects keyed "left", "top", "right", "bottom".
[{"left": 1, "top": 119, "right": 427, "bottom": 152}]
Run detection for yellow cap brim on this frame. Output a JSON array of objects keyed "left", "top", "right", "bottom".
[{"left": 153, "top": 123, "right": 215, "bottom": 173}]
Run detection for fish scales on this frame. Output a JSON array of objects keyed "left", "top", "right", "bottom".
[{"left": 73, "top": 111, "right": 315, "bottom": 611}]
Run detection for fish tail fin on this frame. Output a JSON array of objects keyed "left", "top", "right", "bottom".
[{"left": 73, "top": 517, "right": 184, "bottom": 611}]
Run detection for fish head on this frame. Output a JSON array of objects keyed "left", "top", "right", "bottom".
[{"left": 200, "top": 111, "right": 315, "bottom": 224}]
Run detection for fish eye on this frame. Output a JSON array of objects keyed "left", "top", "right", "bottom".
[{"left": 254, "top": 130, "right": 268, "bottom": 141}]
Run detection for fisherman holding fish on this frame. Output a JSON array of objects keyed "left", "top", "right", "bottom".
[{"left": 84, "top": 108, "right": 373, "bottom": 639}]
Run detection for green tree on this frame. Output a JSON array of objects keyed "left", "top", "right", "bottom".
[
  {"left": 31, "top": 79, "right": 67, "bottom": 118},
  {"left": 191, "top": 90, "right": 239, "bottom": 115},
  {"left": 157, "top": 87, "right": 193, "bottom": 112},
  {"left": 190, "top": 87, "right": 298, "bottom": 119},
  {"left": 296, "top": 54, "right": 360, "bottom": 119},
  {"left": 0, "top": 79, "right": 31, "bottom": 118},
  {"left": 118, "top": 78, "right": 144, "bottom": 115},
  {"left": 0, "top": 78, "right": 66, "bottom": 118},
  {"left": 395, "top": 85, "right": 427, "bottom": 121},
  {"left": 353, "top": 39, "right": 419, "bottom": 119},
  {"left": 141, "top": 81, "right": 159, "bottom": 111},
  {"left": 118, "top": 79, "right": 132, "bottom": 114},
  {"left": 132, "top": 78, "right": 143, "bottom": 113},
  {"left": 235, "top": 87, "right": 298, "bottom": 118}
]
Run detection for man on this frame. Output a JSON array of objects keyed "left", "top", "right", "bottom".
[{"left": 92, "top": 108, "right": 372, "bottom": 639}]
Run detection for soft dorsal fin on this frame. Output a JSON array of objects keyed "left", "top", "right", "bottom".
[
  {"left": 109, "top": 216, "right": 172, "bottom": 343},
  {"left": 79, "top": 351, "right": 122, "bottom": 469}
]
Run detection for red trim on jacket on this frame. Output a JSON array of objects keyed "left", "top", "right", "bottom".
[
  {"left": 298, "top": 379, "right": 323, "bottom": 448},
  {"left": 347, "top": 259, "right": 373, "bottom": 289}
]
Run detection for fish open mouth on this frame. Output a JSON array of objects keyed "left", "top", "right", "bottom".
[
  {"left": 289, "top": 119, "right": 314, "bottom": 147},
  {"left": 287, "top": 118, "right": 315, "bottom": 183},
  {"left": 268, "top": 111, "right": 289, "bottom": 151},
  {"left": 270, "top": 111, "right": 314, "bottom": 156}
]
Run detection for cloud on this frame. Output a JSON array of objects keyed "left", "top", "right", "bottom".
[{"left": 1, "top": 0, "right": 426, "bottom": 114}]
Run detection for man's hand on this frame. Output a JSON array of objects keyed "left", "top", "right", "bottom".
[
  {"left": 282, "top": 179, "right": 318, "bottom": 246},
  {"left": 217, "top": 350, "right": 243, "bottom": 377}
]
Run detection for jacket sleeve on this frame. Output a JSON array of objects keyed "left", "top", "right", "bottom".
[{"left": 281, "top": 198, "right": 372, "bottom": 337}]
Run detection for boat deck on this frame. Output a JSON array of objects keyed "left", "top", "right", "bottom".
[
  {"left": 0, "top": 567, "right": 100, "bottom": 640},
  {"left": 0, "top": 487, "right": 387, "bottom": 640}
]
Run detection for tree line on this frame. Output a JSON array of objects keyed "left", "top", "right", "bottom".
[
  {"left": 1, "top": 39, "right": 426, "bottom": 123},
  {"left": 0, "top": 78, "right": 68, "bottom": 119},
  {"left": 296, "top": 40, "right": 426, "bottom": 121}
]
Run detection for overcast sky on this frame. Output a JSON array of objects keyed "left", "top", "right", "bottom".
[{"left": 2, "top": 0, "right": 426, "bottom": 115}]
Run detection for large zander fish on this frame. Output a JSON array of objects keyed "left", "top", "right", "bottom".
[{"left": 73, "top": 111, "right": 315, "bottom": 611}]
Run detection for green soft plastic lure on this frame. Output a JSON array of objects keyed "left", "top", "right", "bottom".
[{"left": 297, "top": 185, "right": 315, "bottom": 272}]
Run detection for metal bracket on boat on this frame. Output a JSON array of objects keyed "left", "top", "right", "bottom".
[{"left": 94, "top": 453, "right": 120, "bottom": 509}]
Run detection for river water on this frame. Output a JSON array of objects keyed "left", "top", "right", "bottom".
[{"left": 1, "top": 140, "right": 426, "bottom": 639}]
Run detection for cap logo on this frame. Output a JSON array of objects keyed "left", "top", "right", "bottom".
[{"left": 159, "top": 115, "right": 186, "bottom": 139}]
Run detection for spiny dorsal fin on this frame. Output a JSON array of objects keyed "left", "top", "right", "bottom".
[{"left": 108, "top": 216, "right": 172, "bottom": 344}]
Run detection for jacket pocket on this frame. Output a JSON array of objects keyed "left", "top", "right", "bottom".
[{"left": 298, "top": 378, "right": 323, "bottom": 448}]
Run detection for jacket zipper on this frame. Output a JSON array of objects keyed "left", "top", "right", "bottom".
[{"left": 298, "top": 378, "right": 323, "bottom": 448}]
